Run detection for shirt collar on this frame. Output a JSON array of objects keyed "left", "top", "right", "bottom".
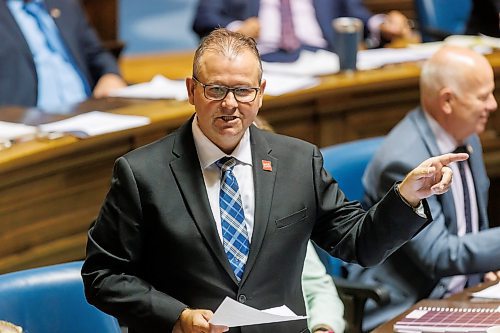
[
  {"left": 192, "top": 116, "right": 253, "bottom": 169},
  {"left": 423, "top": 110, "right": 459, "bottom": 154}
]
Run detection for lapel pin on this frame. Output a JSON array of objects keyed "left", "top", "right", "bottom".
[
  {"left": 50, "top": 8, "right": 61, "bottom": 18},
  {"left": 262, "top": 160, "right": 272, "bottom": 172},
  {"left": 466, "top": 144, "right": 473, "bottom": 155}
]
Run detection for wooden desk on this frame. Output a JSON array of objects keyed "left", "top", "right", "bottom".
[
  {"left": 2, "top": 52, "right": 500, "bottom": 274},
  {"left": 372, "top": 282, "right": 500, "bottom": 333}
]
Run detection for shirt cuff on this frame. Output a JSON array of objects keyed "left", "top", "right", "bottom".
[{"left": 394, "top": 183, "right": 427, "bottom": 219}]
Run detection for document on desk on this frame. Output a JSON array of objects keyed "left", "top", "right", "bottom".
[
  {"left": 0, "top": 121, "right": 37, "bottom": 141},
  {"left": 471, "top": 282, "right": 500, "bottom": 300},
  {"left": 209, "top": 297, "right": 307, "bottom": 327},
  {"left": 262, "top": 49, "right": 340, "bottom": 76},
  {"left": 263, "top": 73, "right": 320, "bottom": 96},
  {"left": 109, "top": 75, "right": 188, "bottom": 100},
  {"left": 357, "top": 47, "right": 436, "bottom": 70},
  {"left": 38, "top": 111, "right": 150, "bottom": 138}
]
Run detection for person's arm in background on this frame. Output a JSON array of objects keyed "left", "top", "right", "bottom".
[
  {"left": 303, "top": 242, "right": 346, "bottom": 333},
  {"left": 342, "top": 0, "right": 411, "bottom": 47}
]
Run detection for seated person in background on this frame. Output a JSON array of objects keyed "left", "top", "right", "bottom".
[
  {"left": 0, "top": 0, "right": 126, "bottom": 111},
  {"left": 348, "top": 45, "right": 500, "bottom": 332},
  {"left": 465, "top": 0, "right": 500, "bottom": 37},
  {"left": 304, "top": 242, "right": 346, "bottom": 333},
  {"left": 192, "top": 0, "right": 412, "bottom": 62}
]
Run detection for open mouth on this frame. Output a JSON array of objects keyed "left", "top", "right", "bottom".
[{"left": 220, "top": 116, "right": 239, "bottom": 121}]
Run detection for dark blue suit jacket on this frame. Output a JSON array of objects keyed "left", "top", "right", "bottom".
[
  {"left": 192, "top": 0, "right": 372, "bottom": 51},
  {"left": 0, "top": 0, "right": 120, "bottom": 107}
]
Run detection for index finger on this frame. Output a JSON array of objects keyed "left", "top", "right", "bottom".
[{"left": 434, "top": 153, "right": 469, "bottom": 165}]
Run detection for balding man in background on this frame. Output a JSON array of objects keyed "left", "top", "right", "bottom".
[{"left": 348, "top": 46, "right": 500, "bottom": 331}]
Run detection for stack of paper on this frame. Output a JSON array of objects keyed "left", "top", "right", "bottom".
[{"left": 38, "top": 111, "right": 150, "bottom": 138}]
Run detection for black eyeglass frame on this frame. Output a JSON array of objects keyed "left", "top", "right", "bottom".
[{"left": 192, "top": 76, "right": 260, "bottom": 103}]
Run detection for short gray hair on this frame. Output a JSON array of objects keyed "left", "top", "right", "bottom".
[{"left": 192, "top": 28, "right": 263, "bottom": 83}]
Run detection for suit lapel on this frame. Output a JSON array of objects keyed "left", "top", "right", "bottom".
[
  {"left": 0, "top": 1, "right": 36, "bottom": 67},
  {"left": 412, "top": 108, "right": 458, "bottom": 233},
  {"left": 313, "top": 0, "right": 334, "bottom": 49},
  {"left": 170, "top": 118, "right": 238, "bottom": 283},
  {"left": 240, "top": 126, "right": 277, "bottom": 285},
  {"left": 248, "top": 0, "right": 260, "bottom": 17}
]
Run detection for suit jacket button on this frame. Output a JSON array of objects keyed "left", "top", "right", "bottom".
[{"left": 238, "top": 294, "right": 247, "bottom": 303}]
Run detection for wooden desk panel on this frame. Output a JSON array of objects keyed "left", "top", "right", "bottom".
[{"left": 0, "top": 100, "right": 193, "bottom": 274}]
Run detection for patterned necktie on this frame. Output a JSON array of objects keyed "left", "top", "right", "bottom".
[
  {"left": 216, "top": 157, "right": 249, "bottom": 282},
  {"left": 279, "top": 0, "right": 300, "bottom": 52},
  {"left": 453, "top": 145, "right": 472, "bottom": 234},
  {"left": 454, "top": 145, "right": 480, "bottom": 287}
]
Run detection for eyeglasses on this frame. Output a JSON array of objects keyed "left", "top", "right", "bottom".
[{"left": 192, "top": 76, "right": 260, "bottom": 103}]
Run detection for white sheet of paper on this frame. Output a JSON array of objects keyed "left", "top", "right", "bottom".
[
  {"left": 471, "top": 282, "right": 500, "bottom": 299},
  {"left": 109, "top": 75, "right": 188, "bottom": 100},
  {"left": 0, "top": 121, "right": 38, "bottom": 141},
  {"left": 263, "top": 49, "right": 340, "bottom": 76},
  {"left": 39, "top": 111, "right": 150, "bottom": 138},
  {"left": 357, "top": 47, "right": 437, "bottom": 70},
  {"left": 263, "top": 73, "right": 320, "bottom": 96},
  {"left": 209, "top": 297, "right": 307, "bottom": 327}
]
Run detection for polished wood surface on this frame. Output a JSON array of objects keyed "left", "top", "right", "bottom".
[
  {"left": 363, "top": 0, "right": 416, "bottom": 20},
  {"left": 1, "top": 51, "right": 500, "bottom": 274},
  {"left": 371, "top": 282, "right": 500, "bottom": 333}
]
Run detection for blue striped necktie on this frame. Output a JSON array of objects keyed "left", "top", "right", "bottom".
[{"left": 216, "top": 157, "right": 249, "bottom": 282}]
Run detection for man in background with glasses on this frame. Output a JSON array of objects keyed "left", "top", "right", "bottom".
[{"left": 82, "top": 28, "right": 467, "bottom": 333}]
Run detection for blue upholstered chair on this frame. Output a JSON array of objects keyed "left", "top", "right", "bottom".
[
  {"left": 318, "top": 136, "right": 389, "bottom": 333},
  {"left": 414, "top": 0, "right": 473, "bottom": 42},
  {"left": 0, "top": 261, "right": 121, "bottom": 333},
  {"left": 321, "top": 136, "right": 385, "bottom": 205}
]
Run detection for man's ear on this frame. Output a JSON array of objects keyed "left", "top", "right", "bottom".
[
  {"left": 186, "top": 77, "right": 195, "bottom": 105},
  {"left": 439, "top": 88, "right": 453, "bottom": 115},
  {"left": 257, "top": 79, "right": 266, "bottom": 108}
]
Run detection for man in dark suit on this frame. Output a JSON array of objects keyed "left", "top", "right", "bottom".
[
  {"left": 192, "top": 0, "right": 411, "bottom": 61},
  {"left": 0, "top": 0, "right": 126, "bottom": 110},
  {"left": 349, "top": 46, "right": 500, "bottom": 331},
  {"left": 81, "top": 29, "right": 466, "bottom": 333}
]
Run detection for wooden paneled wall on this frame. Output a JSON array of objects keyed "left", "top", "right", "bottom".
[
  {"left": 81, "top": 0, "right": 123, "bottom": 58},
  {"left": 363, "top": 0, "right": 416, "bottom": 20}
]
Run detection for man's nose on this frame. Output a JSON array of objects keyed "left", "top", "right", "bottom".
[{"left": 221, "top": 91, "right": 239, "bottom": 108}]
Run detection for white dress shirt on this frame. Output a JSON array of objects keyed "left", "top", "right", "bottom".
[{"left": 192, "top": 117, "right": 255, "bottom": 243}]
